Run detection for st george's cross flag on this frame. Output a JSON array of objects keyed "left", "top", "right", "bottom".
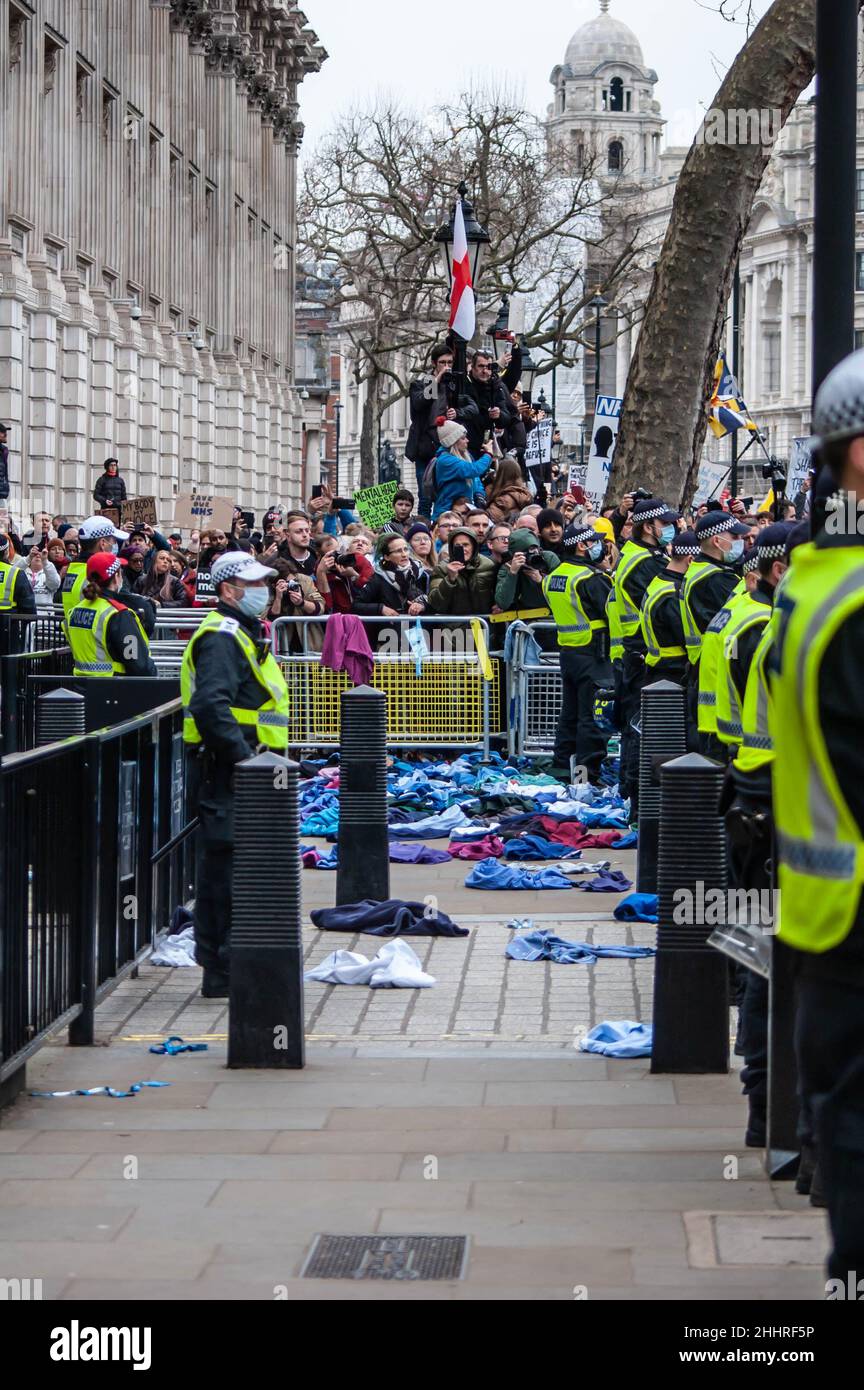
[
  {"left": 449, "top": 198, "right": 476, "bottom": 341},
  {"left": 708, "top": 354, "right": 759, "bottom": 440}
]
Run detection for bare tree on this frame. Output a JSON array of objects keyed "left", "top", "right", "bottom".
[
  {"left": 610, "top": 0, "right": 862, "bottom": 503},
  {"left": 299, "top": 89, "right": 643, "bottom": 485}
]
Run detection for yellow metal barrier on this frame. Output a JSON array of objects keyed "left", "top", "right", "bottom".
[{"left": 272, "top": 616, "right": 503, "bottom": 750}]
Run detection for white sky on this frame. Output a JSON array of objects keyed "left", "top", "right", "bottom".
[{"left": 298, "top": 0, "right": 769, "bottom": 159}]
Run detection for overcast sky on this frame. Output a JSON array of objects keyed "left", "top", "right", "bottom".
[{"left": 298, "top": 0, "right": 771, "bottom": 158}]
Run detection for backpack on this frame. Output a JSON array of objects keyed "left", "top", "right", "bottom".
[{"left": 422, "top": 454, "right": 439, "bottom": 502}]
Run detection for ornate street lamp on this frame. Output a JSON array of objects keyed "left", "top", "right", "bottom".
[
  {"left": 519, "top": 343, "right": 540, "bottom": 399},
  {"left": 433, "top": 182, "right": 491, "bottom": 388},
  {"left": 589, "top": 294, "right": 609, "bottom": 408}
]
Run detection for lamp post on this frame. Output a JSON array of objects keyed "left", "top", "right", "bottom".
[
  {"left": 333, "top": 402, "right": 343, "bottom": 497},
  {"left": 433, "top": 182, "right": 491, "bottom": 393},
  {"left": 589, "top": 294, "right": 609, "bottom": 410},
  {"left": 536, "top": 386, "right": 552, "bottom": 418},
  {"left": 520, "top": 343, "right": 540, "bottom": 401}
]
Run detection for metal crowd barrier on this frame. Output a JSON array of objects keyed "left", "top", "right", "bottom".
[
  {"left": 150, "top": 608, "right": 211, "bottom": 679},
  {"left": 0, "top": 698, "right": 197, "bottom": 1102},
  {"left": 271, "top": 614, "right": 503, "bottom": 754},
  {"left": 506, "top": 622, "right": 563, "bottom": 757}
]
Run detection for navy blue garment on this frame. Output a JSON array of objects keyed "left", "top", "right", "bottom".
[
  {"left": 311, "top": 899, "right": 468, "bottom": 938},
  {"left": 500, "top": 835, "right": 578, "bottom": 861}
]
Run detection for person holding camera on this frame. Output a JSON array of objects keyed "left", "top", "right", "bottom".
[
  {"left": 427, "top": 525, "right": 496, "bottom": 617},
  {"left": 494, "top": 525, "right": 561, "bottom": 619},
  {"left": 353, "top": 534, "right": 429, "bottom": 618},
  {"left": 464, "top": 350, "right": 516, "bottom": 460},
  {"left": 268, "top": 556, "right": 325, "bottom": 653},
  {"left": 406, "top": 343, "right": 480, "bottom": 516},
  {"left": 315, "top": 536, "right": 371, "bottom": 613}
]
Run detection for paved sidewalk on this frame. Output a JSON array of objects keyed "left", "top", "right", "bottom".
[{"left": 0, "top": 845, "right": 830, "bottom": 1300}]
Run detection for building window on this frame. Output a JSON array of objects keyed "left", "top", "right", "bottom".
[
  {"left": 857, "top": 170, "right": 864, "bottom": 214},
  {"left": 44, "top": 241, "right": 63, "bottom": 272},
  {"left": 76, "top": 256, "right": 92, "bottom": 288},
  {"left": 763, "top": 332, "right": 781, "bottom": 394},
  {"left": 102, "top": 270, "right": 118, "bottom": 295},
  {"left": 43, "top": 33, "right": 64, "bottom": 95},
  {"left": 75, "top": 61, "right": 91, "bottom": 119},
  {"left": 762, "top": 278, "right": 782, "bottom": 394},
  {"left": 9, "top": 4, "right": 29, "bottom": 70},
  {"left": 857, "top": 251, "right": 864, "bottom": 293},
  {"left": 608, "top": 141, "right": 623, "bottom": 174},
  {"left": 149, "top": 296, "right": 162, "bottom": 318},
  {"left": 856, "top": 330, "right": 864, "bottom": 351},
  {"left": 609, "top": 77, "right": 624, "bottom": 113},
  {"left": 204, "top": 182, "right": 215, "bottom": 222},
  {"left": 625, "top": 89, "right": 632, "bottom": 112}
]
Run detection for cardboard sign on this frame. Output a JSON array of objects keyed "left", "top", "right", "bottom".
[
  {"left": 525, "top": 418, "right": 554, "bottom": 468},
  {"left": 98, "top": 507, "right": 121, "bottom": 530},
  {"left": 354, "top": 481, "right": 400, "bottom": 530},
  {"left": 692, "top": 459, "right": 730, "bottom": 508},
  {"left": 174, "top": 493, "right": 235, "bottom": 533},
  {"left": 567, "top": 460, "right": 588, "bottom": 496},
  {"left": 195, "top": 569, "right": 217, "bottom": 604},
  {"left": 788, "top": 437, "right": 815, "bottom": 500},
  {"left": 585, "top": 396, "right": 622, "bottom": 512},
  {"left": 121, "top": 496, "right": 158, "bottom": 530}
]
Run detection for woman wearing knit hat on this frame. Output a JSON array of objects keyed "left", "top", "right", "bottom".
[
  {"left": 429, "top": 417, "right": 492, "bottom": 523},
  {"left": 406, "top": 522, "right": 436, "bottom": 583}
]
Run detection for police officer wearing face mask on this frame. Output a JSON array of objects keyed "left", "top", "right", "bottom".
[
  {"left": 640, "top": 529, "right": 699, "bottom": 690},
  {"left": 542, "top": 521, "right": 613, "bottom": 784},
  {"left": 681, "top": 510, "right": 752, "bottom": 756},
  {"left": 609, "top": 496, "right": 677, "bottom": 811},
  {"left": 180, "top": 552, "right": 291, "bottom": 998}
]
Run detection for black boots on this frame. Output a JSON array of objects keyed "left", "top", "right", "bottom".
[{"left": 201, "top": 970, "right": 229, "bottom": 999}]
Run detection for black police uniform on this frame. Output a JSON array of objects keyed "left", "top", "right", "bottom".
[{"left": 188, "top": 600, "right": 275, "bottom": 991}]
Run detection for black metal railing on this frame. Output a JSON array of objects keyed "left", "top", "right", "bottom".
[
  {"left": 0, "top": 698, "right": 197, "bottom": 1092},
  {"left": 0, "top": 646, "right": 74, "bottom": 755}
]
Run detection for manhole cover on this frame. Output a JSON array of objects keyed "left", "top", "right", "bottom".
[
  {"left": 301, "top": 1235, "right": 469, "bottom": 1281},
  {"left": 685, "top": 1211, "right": 829, "bottom": 1268}
]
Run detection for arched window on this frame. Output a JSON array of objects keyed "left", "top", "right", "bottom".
[
  {"left": 608, "top": 140, "right": 623, "bottom": 174},
  {"left": 571, "top": 131, "right": 585, "bottom": 169},
  {"left": 762, "top": 278, "right": 782, "bottom": 394},
  {"left": 609, "top": 77, "right": 624, "bottom": 112}
]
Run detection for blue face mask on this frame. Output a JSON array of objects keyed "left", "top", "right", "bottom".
[
  {"left": 659, "top": 524, "right": 676, "bottom": 547},
  {"left": 237, "top": 585, "right": 271, "bottom": 618},
  {"left": 725, "top": 538, "right": 745, "bottom": 564},
  {"left": 588, "top": 540, "right": 604, "bottom": 562}
]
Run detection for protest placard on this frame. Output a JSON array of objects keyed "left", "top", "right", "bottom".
[
  {"left": 691, "top": 459, "right": 729, "bottom": 508},
  {"left": 174, "top": 493, "right": 235, "bottom": 533},
  {"left": 788, "top": 437, "right": 815, "bottom": 500},
  {"left": 98, "top": 507, "right": 121, "bottom": 530},
  {"left": 525, "top": 418, "right": 554, "bottom": 469},
  {"left": 195, "top": 568, "right": 217, "bottom": 604},
  {"left": 584, "top": 396, "right": 622, "bottom": 512},
  {"left": 121, "top": 496, "right": 157, "bottom": 530},
  {"left": 354, "top": 481, "right": 400, "bottom": 530}
]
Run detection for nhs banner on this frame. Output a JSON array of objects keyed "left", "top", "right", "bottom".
[{"left": 585, "top": 396, "right": 622, "bottom": 512}]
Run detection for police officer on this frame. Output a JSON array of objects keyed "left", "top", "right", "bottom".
[
  {"left": 770, "top": 346, "right": 864, "bottom": 1283},
  {"left": 0, "top": 531, "right": 36, "bottom": 616},
  {"left": 716, "top": 524, "right": 794, "bottom": 1147},
  {"left": 640, "top": 528, "right": 699, "bottom": 688},
  {"left": 610, "top": 496, "right": 677, "bottom": 811},
  {"left": 67, "top": 553, "right": 157, "bottom": 677},
  {"left": 542, "top": 521, "right": 612, "bottom": 783},
  {"left": 683, "top": 510, "right": 751, "bottom": 757},
  {"left": 180, "top": 551, "right": 291, "bottom": 998},
  {"left": 60, "top": 515, "right": 129, "bottom": 629}
]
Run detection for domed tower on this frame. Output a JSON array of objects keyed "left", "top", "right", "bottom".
[{"left": 548, "top": 1, "right": 664, "bottom": 183}]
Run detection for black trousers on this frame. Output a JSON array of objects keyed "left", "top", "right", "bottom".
[
  {"left": 725, "top": 793, "right": 773, "bottom": 1122},
  {"left": 618, "top": 647, "right": 647, "bottom": 813},
  {"left": 795, "top": 972, "right": 864, "bottom": 1281},
  {"left": 193, "top": 759, "right": 236, "bottom": 975},
  {"left": 555, "top": 644, "right": 610, "bottom": 782}
]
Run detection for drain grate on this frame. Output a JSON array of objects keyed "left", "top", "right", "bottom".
[{"left": 301, "top": 1234, "right": 469, "bottom": 1281}]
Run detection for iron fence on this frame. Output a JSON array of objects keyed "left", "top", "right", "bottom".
[{"left": 0, "top": 698, "right": 197, "bottom": 1096}]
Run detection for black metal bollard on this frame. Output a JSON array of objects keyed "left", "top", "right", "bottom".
[
  {"left": 336, "top": 685, "right": 389, "bottom": 906},
  {"left": 767, "top": 937, "right": 800, "bottom": 1178},
  {"left": 651, "top": 752, "right": 729, "bottom": 1074},
  {"left": 636, "top": 680, "right": 687, "bottom": 894},
  {"left": 228, "top": 752, "right": 304, "bottom": 1069},
  {"left": 36, "top": 687, "right": 86, "bottom": 746}
]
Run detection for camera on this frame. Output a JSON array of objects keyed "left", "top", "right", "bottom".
[
  {"left": 286, "top": 579, "right": 302, "bottom": 593},
  {"left": 761, "top": 457, "right": 787, "bottom": 491},
  {"left": 333, "top": 554, "right": 355, "bottom": 570},
  {"left": 525, "top": 547, "right": 542, "bottom": 567},
  {"left": 632, "top": 487, "right": 652, "bottom": 502}
]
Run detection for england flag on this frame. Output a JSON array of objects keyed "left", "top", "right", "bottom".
[{"left": 448, "top": 199, "right": 476, "bottom": 342}]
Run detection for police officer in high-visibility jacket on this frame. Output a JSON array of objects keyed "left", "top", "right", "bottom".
[
  {"left": 0, "top": 531, "right": 36, "bottom": 616},
  {"left": 639, "top": 528, "right": 699, "bottom": 688},
  {"left": 67, "top": 553, "right": 157, "bottom": 677},
  {"left": 542, "top": 521, "right": 612, "bottom": 783},
  {"left": 180, "top": 551, "right": 290, "bottom": 999},
  {"left": 60, "top": 514, "right": 129, "bottom": 631},
  {"left": 611, "top": 496, "right": 677, "bottom": 811},
  {"left": 770, "top": 347, "right": 864, "bottom": 1284},
  {"left": 714, "top": 528, "right": 787, "bottom": 756},
  {"left": 685, "top": 510, "right": 751, "bottom": 757}
]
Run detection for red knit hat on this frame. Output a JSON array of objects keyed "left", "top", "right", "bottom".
[{"left": 86, "top": 553, "right": 127, "bottom": 584}]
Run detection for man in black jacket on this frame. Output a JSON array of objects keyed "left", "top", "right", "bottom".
[
  {"left": 406, "top": 343, "right": 479, "bottom": 516},
  {"left": 464, "top": 350, "right": 516, "bottom": 460},
  {"left": 0, "top": 423, "right": 10, "bottom": 504},
  {"left": 93, "top": 458, "right": 127, "bottom": 511}
]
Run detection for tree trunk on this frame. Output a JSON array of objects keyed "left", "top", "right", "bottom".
[
  {"left": 609, "top": 0, "right": 821, "bottom": 505},
  {"left": 359, "top": 372, "right": 378, "bottom": 490}
]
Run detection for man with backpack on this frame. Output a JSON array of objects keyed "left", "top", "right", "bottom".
[{"left": 406, "top": 343, "right": 479, "bottom": 516}]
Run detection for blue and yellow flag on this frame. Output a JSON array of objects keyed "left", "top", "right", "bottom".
[{"left": 708, "top": 355, "right": 759, "bottom": 439}]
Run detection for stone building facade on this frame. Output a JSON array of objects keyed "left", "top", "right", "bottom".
[{"left": 0, "top": 0, "right": 325, "bottom": 526}]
